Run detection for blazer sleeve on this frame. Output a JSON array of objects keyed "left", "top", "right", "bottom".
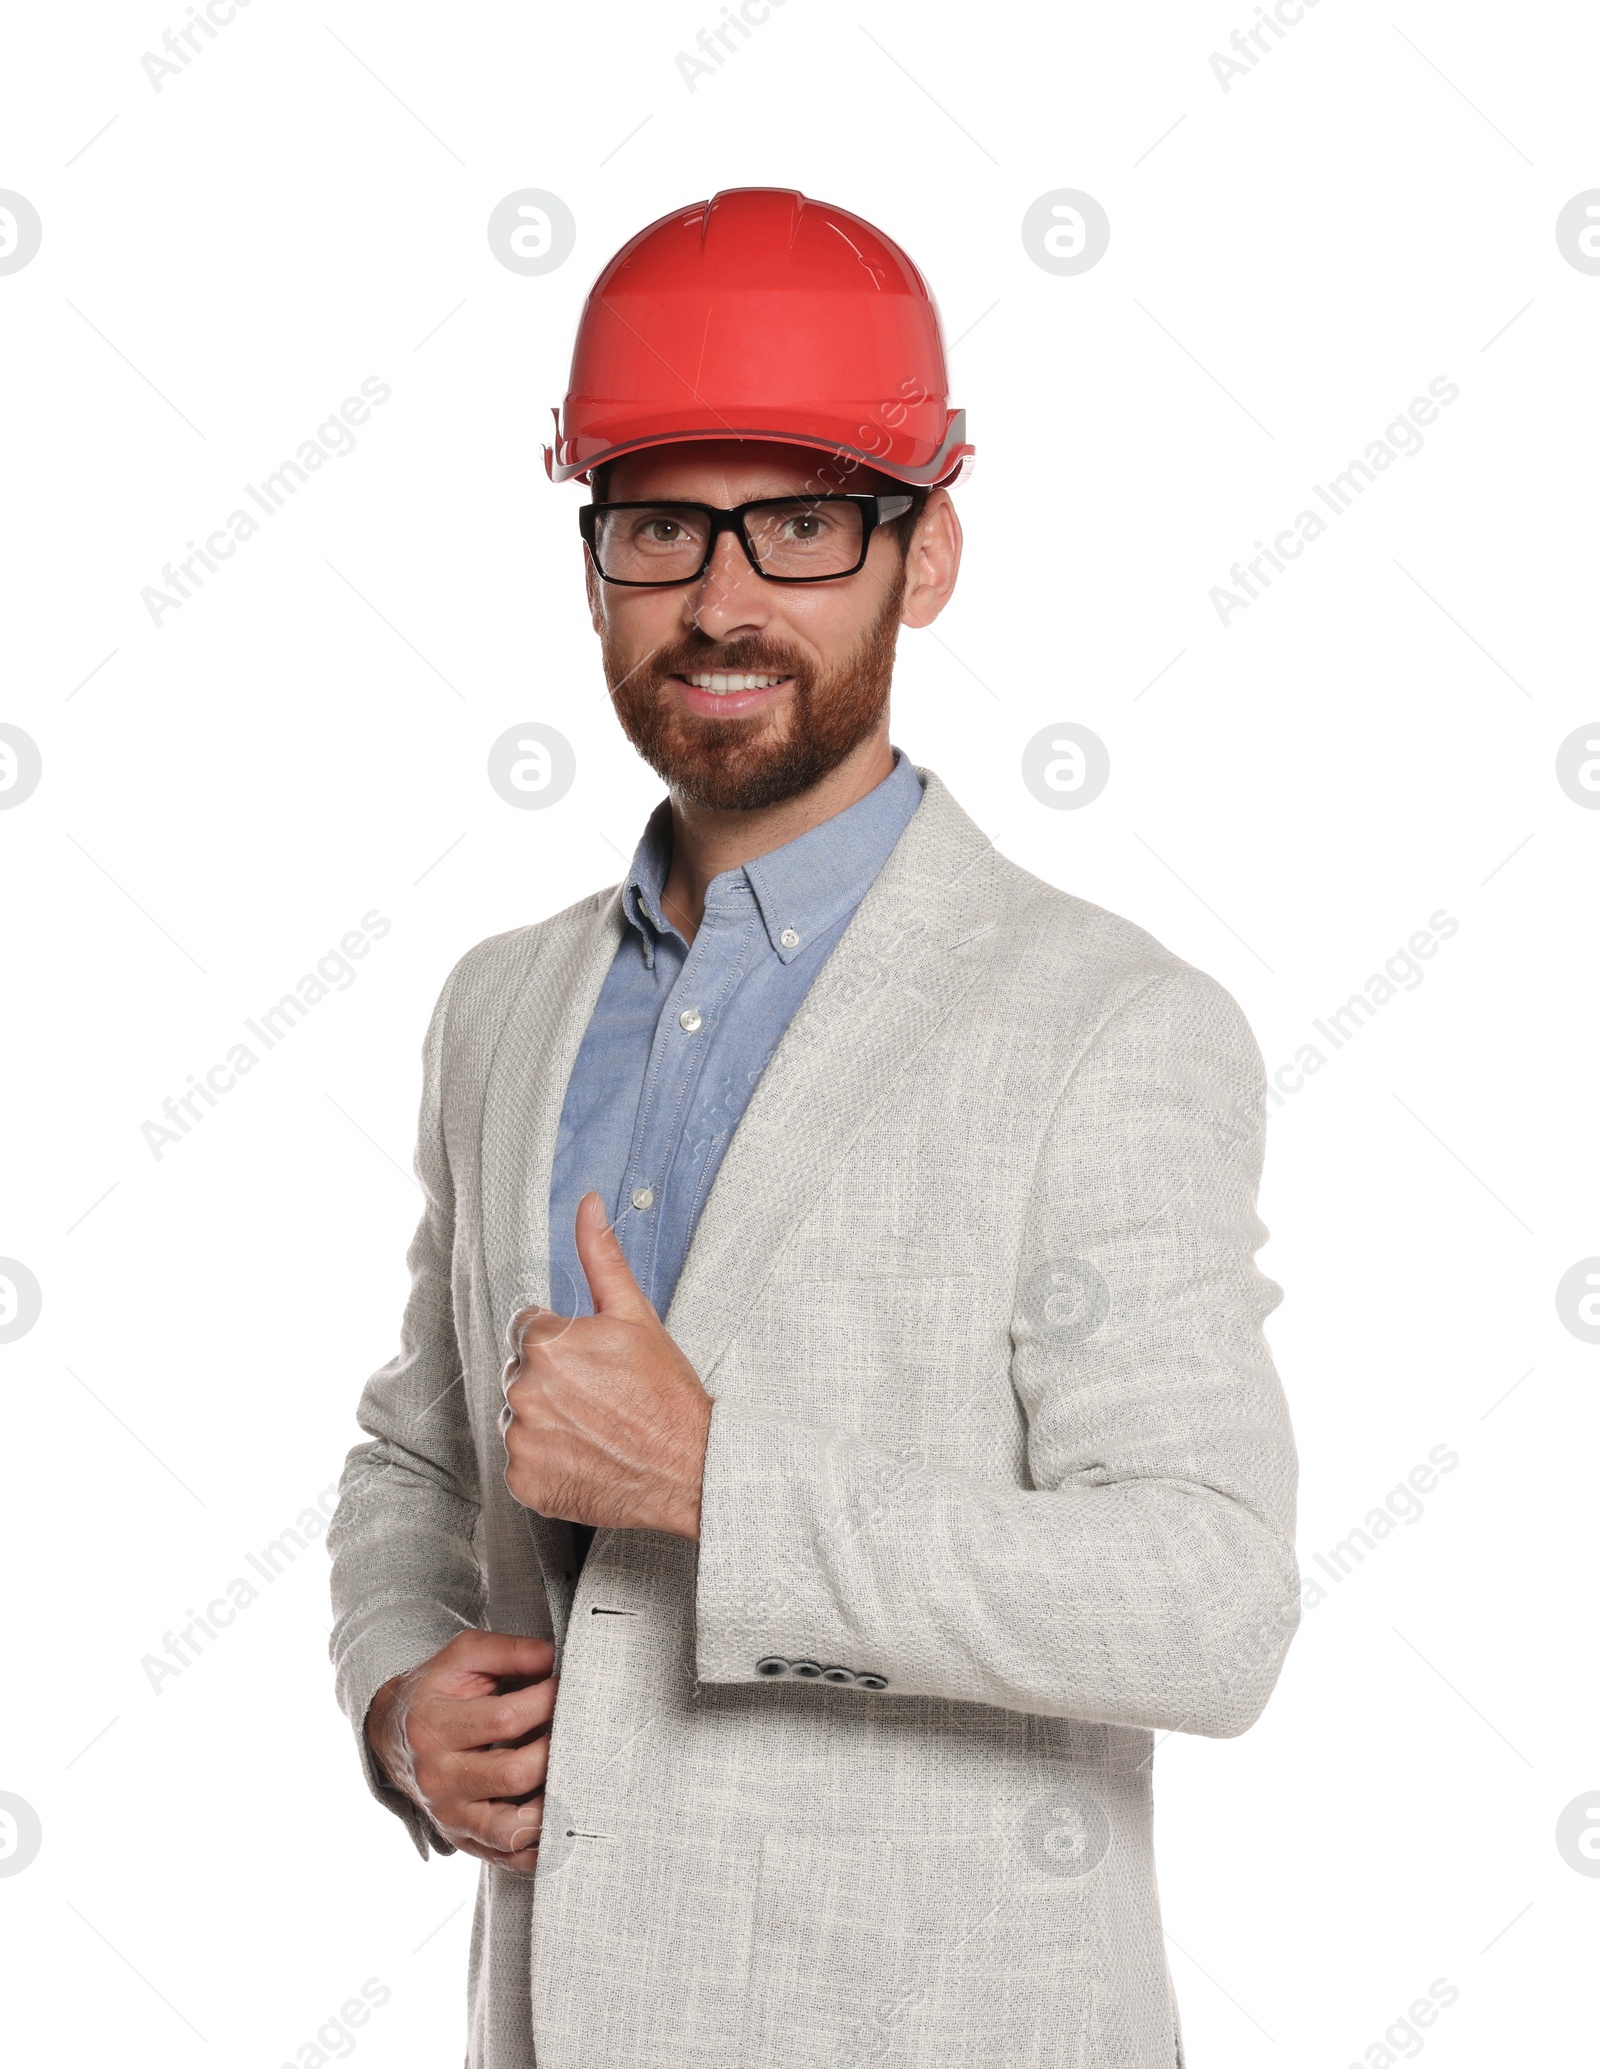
[
  {"left": 693, "top": 965, "right": 1301, "bottom": 1736},
  {"left": 326, "top": 962, "right": 485, "bottom": 1857}
]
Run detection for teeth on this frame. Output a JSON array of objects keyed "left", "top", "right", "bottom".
[{"left": 684, "top": 673, "right": 785, "bottom": 693}]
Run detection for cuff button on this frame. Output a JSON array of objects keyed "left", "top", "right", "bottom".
[
  {"left": 789, "top": 1660, "right": 823, "bottom": 1679},
  {"left": 755, "top": 1657, "right": 790, "bottom": 1677},
  {"left": 855, "top": 1674, "right": 888, "bottom": 1691}
]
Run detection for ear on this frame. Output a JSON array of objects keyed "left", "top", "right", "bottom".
[{"left": 900, "top": 490, "right": 963, "bottom": 630}]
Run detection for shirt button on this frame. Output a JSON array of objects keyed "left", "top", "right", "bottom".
[
  {"left": 678, "top": 1007, "right": 703, "bottom": 1032},
  {"left": 631, "top": 1186, "right": 655, "bottom": 1210},
  {"left": 780, "top": 928, "right": 800, "bottom": 948}
]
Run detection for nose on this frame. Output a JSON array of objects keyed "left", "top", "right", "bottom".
[{"left": 683, "top": 526, "right": 776, "bottom": 642}]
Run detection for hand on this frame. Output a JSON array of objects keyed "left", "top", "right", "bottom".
[
  {"left": 365, "top": 1630, "right": 556, "bottom": 1877},
  {"left": 500, "top": 1190, "right": 713, "bottom": 1539}
]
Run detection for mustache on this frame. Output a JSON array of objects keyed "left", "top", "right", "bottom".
[{"left": 646, "top": 634, "right": 809, "bottom": 682}]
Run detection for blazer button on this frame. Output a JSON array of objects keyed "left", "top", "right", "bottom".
[
  {"left": 820, "top": 1666, "right": 856, "bottom": 1684},
  {"left": 789, "top": 1660, "right": 823, "bottom": 1679},
  {"left": 855, "top": 1674, "right": 888, "bottom": 1691},
  {"left": 755, "top": 1657, "right": 789, "bottom": 1677}
]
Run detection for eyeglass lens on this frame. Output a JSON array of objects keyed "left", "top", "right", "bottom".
[{"left": 591, "top": 501, "right": 866, "bottom": 582}]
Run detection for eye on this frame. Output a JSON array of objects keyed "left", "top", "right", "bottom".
[
  {"left": 775, "top": 509, "right": 842, "bottom": 543},
  {"left": 644, "top": 517, "right": 685, "bottom": 543}
]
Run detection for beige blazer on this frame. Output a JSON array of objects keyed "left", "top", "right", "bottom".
[{"left": 328, "top": 765, "right": 1300, "bottom": 2069}]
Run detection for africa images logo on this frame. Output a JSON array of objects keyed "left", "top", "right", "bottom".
[
  {"left": 140, "top": 378, "right": 391, "bottom": 628},
  {"left": 141, "top": 910, "right": 391, "bottom": 1158},
  {"left": 1209, "top": 377, "right": 1460, "bottom": 627}
]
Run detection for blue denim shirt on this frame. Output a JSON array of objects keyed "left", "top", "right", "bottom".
[{"left": 548, "top": 745, "right": 923, "bottom": 1566}]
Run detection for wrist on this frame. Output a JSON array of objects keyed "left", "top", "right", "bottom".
[{"left": 364, "top": 1675, "right": 404, "bottom": 1785}]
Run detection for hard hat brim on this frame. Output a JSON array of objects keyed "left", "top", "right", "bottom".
[{"left": 544, "top": 408, "right": 973, "bottom": 491}]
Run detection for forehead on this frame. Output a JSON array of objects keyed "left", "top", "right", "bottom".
[{"left": 602, "top": 440, "right": 873, "bottom": 504}]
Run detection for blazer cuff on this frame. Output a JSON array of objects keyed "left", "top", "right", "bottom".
[
  {"left": 694, "top": 1398, "right": 893, "bottom": 1695},
  {"left": 333, "top": 1615, "right": 473, "bottom": 1859}
]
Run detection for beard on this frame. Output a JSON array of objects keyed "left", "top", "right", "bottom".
[{"left": 600, "top": 574, "right": 904, "bottom": 812}]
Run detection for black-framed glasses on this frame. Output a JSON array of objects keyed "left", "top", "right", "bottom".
[{"left": 579, "top": 494, "right": 913, "bottom": 587}]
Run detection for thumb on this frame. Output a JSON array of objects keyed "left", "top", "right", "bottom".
[{"left": 575, "top": 1191, "right": 653, "bottom": 1318}]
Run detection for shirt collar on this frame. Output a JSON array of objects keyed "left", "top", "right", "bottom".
[
  {"left": 744, "top": 747, "right": 922, "bottom": 962},
  {"left": 620, "top": 746, "right": 923, "bottom": 968},
  {"left": 620, "top": 797, "right": 677, "bottom": 966}
]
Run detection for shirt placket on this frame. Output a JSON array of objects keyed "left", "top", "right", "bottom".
[{"left": 617, "top": 893, "right": 759, "bottom": 1307}]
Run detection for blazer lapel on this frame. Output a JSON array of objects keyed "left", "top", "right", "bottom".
[
  {"left": 477, "top": 888, "right": 628, "bottom": 1343},
  {"left": 662, "top": 767, "right": 1001, "bottom": 1388}
]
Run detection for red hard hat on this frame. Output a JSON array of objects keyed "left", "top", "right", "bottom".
[{"left": 544, "top": 188, "right": 972, "bottom": 490}]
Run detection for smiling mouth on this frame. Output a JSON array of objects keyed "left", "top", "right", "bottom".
[{"left": 675, "top": 672, "right": 792, "bottom": 695}]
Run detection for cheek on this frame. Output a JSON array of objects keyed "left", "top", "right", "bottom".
[
  {"left": 599, "top": 588, "right": 683, "bottom": 648},
  {"left": 772, "top": 596, "right": 878, "bottom": 658}
]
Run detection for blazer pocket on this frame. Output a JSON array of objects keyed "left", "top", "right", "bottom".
[{"left": 735, "top": 1820, "right": 1098, "bottom": 2067}]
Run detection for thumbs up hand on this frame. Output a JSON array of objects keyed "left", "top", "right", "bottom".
[{"left": 500, "top": 1191, "right": 713, "bottom": 1540}]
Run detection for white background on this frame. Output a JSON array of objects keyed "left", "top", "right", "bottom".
[{"left": 2, "top": 1, "right": 1597, "bottom": 2063}]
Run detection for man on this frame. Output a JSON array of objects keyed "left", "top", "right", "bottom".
[{"left": 328, "top": 187, "right": 1300, "bottom": 2068}]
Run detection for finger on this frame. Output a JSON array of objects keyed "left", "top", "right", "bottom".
[
  {"left": 438, "top": 1738, "right": 551, "bottom": 1804},
  {"left": 503, "top": 1302, "right": 540, "bottom": 1360},
  {"left": 574, "top": 1189, "right": 653, "bottom": 1319},
  {"left": 505, "top": 1305, "right": 580, "bottom": 1363},
  {"left": 413, "top": 1677, "right": 558, "bottom": 1754},
  {"left": 460, "top": 1792, "right": 546, "bottom": 1855},
  {"left": 430, "top": 1630, "right": 554, "bottom": 1696}
]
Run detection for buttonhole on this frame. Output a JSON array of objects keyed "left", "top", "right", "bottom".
[{"left": 589, "top": 1605, "right": 637, "bottom": 1616}]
